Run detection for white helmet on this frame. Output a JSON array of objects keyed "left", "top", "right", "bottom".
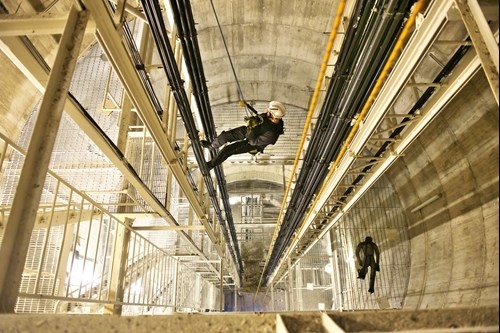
[{"left": 268, "top": 101, "right": 286, "bottom": 118}]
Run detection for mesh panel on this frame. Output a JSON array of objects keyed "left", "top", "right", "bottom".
[{"left": 332, "top": 177, "right": 410, "bottom": 310}]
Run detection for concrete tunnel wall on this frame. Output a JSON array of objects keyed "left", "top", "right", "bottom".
[
  {"left": 218, "top": 71, "right": 499, "bottom": 309},
  {"left": 385, "top": 71, "right": 498, "bottom": 308}
]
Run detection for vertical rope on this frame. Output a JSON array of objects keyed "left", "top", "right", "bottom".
[{"left": 209, "top": 0, "right": 248, "bottom": 112}]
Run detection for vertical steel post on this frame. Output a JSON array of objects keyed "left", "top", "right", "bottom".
[
  {"left": 326, "top": 229, "right": 338, "bottom": 310},
  {"left": 0, "top": 2, "right": 88, "bottom": 313},
  {"left": 287, "top": 257, "right": 293, "bottom": 311},
  {"left": 271, "top": 284, "right": 275, "bottom": 311},
  {"left": 104, "top": 218, "right": 133, "bottom": 315},
  {"left": 173, "top": 259, "right": 179, "bottom": 312},
  {"left": 219, "top": 260, "right": 223, "bottom": 311},
  {"left": 284, "top": 285, "right": 289, "bottom": 311},
  {"left": 333, "top": 228, "right": 344, "bottom": 311}
]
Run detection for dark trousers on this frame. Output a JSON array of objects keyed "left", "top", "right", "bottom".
[
  {"left": 210, "top": 126, "right": 257, "bottom": 167},
  {"left": 358, "top": 256, "right": 378, "bottom": 293},
  {"left": 212, "top": 126, "right": 247, "bottom": 148}
]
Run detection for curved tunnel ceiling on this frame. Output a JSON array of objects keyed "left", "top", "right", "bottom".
[{"left": 190, "top": 0, "right": 341, "bottom": 108}]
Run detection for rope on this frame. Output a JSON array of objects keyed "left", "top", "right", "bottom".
[{"left": 209, "top": 0, "right": 250, "bottom": 115}]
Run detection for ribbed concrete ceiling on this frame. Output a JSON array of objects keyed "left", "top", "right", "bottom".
[{"left": 190, "top": 0, "right": 341, "bottom": 109}]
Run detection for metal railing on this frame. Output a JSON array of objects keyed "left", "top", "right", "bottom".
[{"left": 0, "top": 132, "right": 220, "bottom": 314}]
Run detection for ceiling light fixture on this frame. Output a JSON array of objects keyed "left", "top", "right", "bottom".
[{"left": 410, "top": 194, "right": 442, "bottom": 213}]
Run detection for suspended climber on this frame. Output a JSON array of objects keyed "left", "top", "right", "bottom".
[
  {"left": 201, "top": 2, "right": 287, "bottom": 169},
  {"left": 201, "top": 101, "right": 286, "bottom": 169}
]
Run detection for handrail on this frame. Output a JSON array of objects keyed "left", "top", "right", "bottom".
[{"left": 0, "top": 132, "right": 221, "bottom": 312}]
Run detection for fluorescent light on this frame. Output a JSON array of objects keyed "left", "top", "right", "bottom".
[{"left": 410, "top": 194, "right": 441, "bottom": 213}]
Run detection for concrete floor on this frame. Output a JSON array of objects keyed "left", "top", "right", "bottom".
[{"left": 0, "top": 306, "right": 497, "bottom": 332}]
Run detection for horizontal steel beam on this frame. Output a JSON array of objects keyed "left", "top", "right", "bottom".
[{"left": 0, "top": 14, "right": 96, "bottom": 36}]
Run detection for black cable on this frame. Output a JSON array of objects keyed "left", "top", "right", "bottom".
[
  {"left": 140, "top": 0, "right": 244, "bottom": 280},
  {"left": 171, "top": 0, "right": 243, "bottom": 273},
  {"left": 262, "top": 0, "right": 417, "bottom": 285}
]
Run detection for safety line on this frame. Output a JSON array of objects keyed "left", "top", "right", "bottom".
[
  {"left": 255, "top": 0, "right": 347, "bottom": 296},
  {"left": 209, "top": 0, "right": 246, "bottom": 106}
]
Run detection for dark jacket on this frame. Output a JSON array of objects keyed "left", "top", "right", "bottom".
[
  {"left": 246, "top": 112, "right": 284, "bottom": 151},
  {"left": 356, "top": 237, "right": 380, "bottom": 267}
]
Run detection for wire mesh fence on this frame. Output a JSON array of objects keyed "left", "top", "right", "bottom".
[
  {"left": 0, "top": 131, "right": 221, "bottom": 314},
  {"left": 268, "top": 177, "right": 410, "bottom": 311}
]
